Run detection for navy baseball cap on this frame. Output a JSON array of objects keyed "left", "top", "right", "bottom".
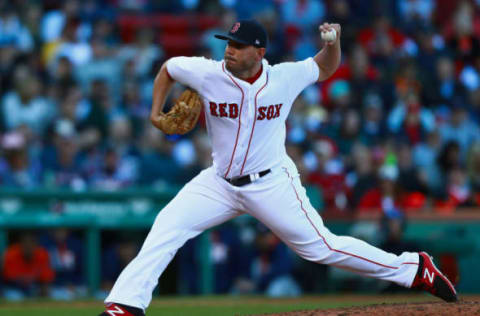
[{"left": 214, "top": 19, "right": 268, "bottom": 48}]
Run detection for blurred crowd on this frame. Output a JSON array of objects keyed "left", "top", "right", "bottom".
[
  {"left": 1, "top": 0, "right": 480, "bottom": 214},
  {"left": 1, "top": 0, "right": 477, "bottom": 300}
]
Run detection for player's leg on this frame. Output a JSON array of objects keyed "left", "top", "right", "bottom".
[
  {"left": 105, "top": 167, "right": 242, "bottom": 311},
  {"left": 241, "top": 167, "right": 419, "bottom": 288},
  {"left": 244, "top": 166, "right": 457, "bottom": 301}
]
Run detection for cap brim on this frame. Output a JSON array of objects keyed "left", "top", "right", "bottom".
[{"left": 214, "top": 34, "right": 251, "bottom": 46}]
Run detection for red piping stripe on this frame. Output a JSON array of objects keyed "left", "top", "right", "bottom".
[
  {"left": 222, "top": 62, "right": 245, "bottom": 178},
  {"left": 240, "top": 72, "right": 269, "bottom": 175},
  {"left": 282, "top": 167, "right": 416, "bottom": 270}
]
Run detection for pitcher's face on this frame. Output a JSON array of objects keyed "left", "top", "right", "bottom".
[{"left": 224, "top": 40, "right": 262, "bottom": 74}]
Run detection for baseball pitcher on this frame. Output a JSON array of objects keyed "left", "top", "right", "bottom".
[{"left": 99, "top": 20, "right": 457, "bottom": 316}]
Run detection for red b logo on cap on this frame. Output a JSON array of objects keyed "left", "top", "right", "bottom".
[{"left": 231, "top": 22, "right": 240, "bottom": 33}]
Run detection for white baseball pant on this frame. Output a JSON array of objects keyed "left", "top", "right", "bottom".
[{"left": 105, "top": 162, "right": 419, "bottom": 310}]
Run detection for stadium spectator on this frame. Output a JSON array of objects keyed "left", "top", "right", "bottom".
[
  {"left": 388, "top": 92, "right": 435, "bottom": 144},
  {"left": 50, "top": 56, "right": 76, "bottom": 94},
  {"left": 118, "top": 28, "right": 163, "bottom": 80},
  {"left": 397, "top": 142, "right": 428, "bottom": 194},
  {"left": 307, "top": 138, "right": 348, "bottom": 211},
  {"left": 439, "top": 105, "right": 480, "bottom": 157},
  {"left": 40, "top": 229, "right": 85, "bottom": 300},
  {"left": 415, "top": 27, "right": 445, "bottom": 78},
  {"left": 357, "top": 164, "right": 400, "bottom": 213},
  {"left": 40, "top": 0, "right": 85, "bottom": 44},
  {"left": 210, "top": 227, "right": 244, "bottom": 293},
  {"left": 357, "top": 15, "right": 408, "bottom": 61},
  {"left": 444, "top": 1, "right": 480, "bottom": 65},
  {"left": 413, "top": 130, "right": 443, "bottom": 192},
  {"left": 326, "top": 80, "right": 352, "bottom": 125},
  {"left": 75, "top": 79, "right": 109, "bottom": 147},
  {"left": 138, "top": 124, "right": 180, "bottom": 185},
  {"left": 347, "top": 143, "right": 377, "bottom": 210},
  {"left": 41, "top": 119, "right": 86, "bottom": 190},
  {"left": 325, "top": 108, "right": 363, "bottom": 156},
  {"left": 0, "top": 5, "right": 34, "bottom": 52},
  {"left": 396, "top": 0, "right": 436, "bottom": 34},
  {"left": 360, "top": 92, "right": 387, "bottom": 146},
  {"left": 91, "top": 18, "right": 119, "bottom": 46},
  {"left": 1, "top": 66, "right": 55, "bottom": 135},
  {"left": 115, "top": 81, "right": 149, "bottom": 137},
  {"left": 423, "top": 56, "right": 467, "bottom": 108},
  {"left": 249, "top": 225, "right": 300, "bottom": 297},
  {"left": 0, "top": 131, "right": 41, "bottom": 188},
  {"left": 100, "top": 239, "right": 139, "bottom": 293},
  {"left": 2, "top": 232, "right": 55, "bottom": 300},
  {"left": 88, "top": 144, "right": 137, "bottom": 190},
  {"left": 43, "top": 17, "right": 92, "bottom": 68},
  {"left": 437, "top": 140, "right": 462, "bottom": 178},
  {"left": 75, "top": 39, "right": 122, "bottom": 100},
  {"left": 446, "top": 166, "right": 474, "bottom": 208}
]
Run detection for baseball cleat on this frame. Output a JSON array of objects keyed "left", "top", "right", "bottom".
[
  {"left": 99, "top": 302, "right": 145, "bottom": 316},
  {"left": 411, "top": 252, "right": 458, "bottom": 302}
]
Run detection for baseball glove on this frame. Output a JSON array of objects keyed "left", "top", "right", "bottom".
[{"left": 156, "top": 89, "right": 203, "bottom": 135}]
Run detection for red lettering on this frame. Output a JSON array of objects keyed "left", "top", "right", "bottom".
[
  {"left": 266, "top": 105, "right": 274, "bottom": 120},
  {"left": 209, "top": 102, "right": 218, "bottom": 116},
  {"left": 229, "top": 103, "right": 238, "bottom": 119},
  {"left": 274, "top": 104, "right": 283, "bottom": 118},
  {"left": 257, "top": 106, "right": 267, "bottom": 120},
  {"left": 219, "top": 103, "right": 228, "bottom": 117}
]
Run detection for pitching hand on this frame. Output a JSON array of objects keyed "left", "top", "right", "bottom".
[{"left": 319, "top": 23, "right": 341, "bottom": 45}]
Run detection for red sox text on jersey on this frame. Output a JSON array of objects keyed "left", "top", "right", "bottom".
[
  {"left": 165, "top": 57, "right": 320, "bottom": 179},
  {"left": 209, "top": 102, "right": 283, "bottom": 120}
]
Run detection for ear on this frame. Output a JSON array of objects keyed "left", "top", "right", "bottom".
[{"left": 256, "top": 47, "right": 266, "bottom": 60}]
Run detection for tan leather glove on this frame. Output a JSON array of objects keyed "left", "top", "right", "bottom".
[{"left": 155, "top": 89, "right": 203, "bottom": 135}]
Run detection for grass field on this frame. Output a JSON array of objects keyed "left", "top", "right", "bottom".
[{"left": 0, "top": 294, "right": 463, "bottom": 316}]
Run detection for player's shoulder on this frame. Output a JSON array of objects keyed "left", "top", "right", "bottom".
[
  {"left": 269, "top": 58, "right": 319, "bottom": 80},
  {"left": 270, "top": 57, "right": 315, "bottom": 71},
  {"left": 168, "top": 56, "right": 224, "bottom": 76},
  {"left": 169, "top": 56, "right": 219, "bottom": 67}
]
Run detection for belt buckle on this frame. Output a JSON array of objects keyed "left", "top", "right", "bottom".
[{"left": 229, "top": 175, "right": 242, "bottom": 186}]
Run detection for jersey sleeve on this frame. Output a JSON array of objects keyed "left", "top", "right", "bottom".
[
  {"left": 166, "top": 56, "right": 212, "bottom": 93},
  {"left": 276, "top": 57, "right": 320, "bottom": 100}
]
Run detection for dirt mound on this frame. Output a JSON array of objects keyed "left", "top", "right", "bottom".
[{"left": 260, "top": 300, "right": 480, "bottom": 316}]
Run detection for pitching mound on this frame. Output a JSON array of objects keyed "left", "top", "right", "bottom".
[{"left": 259, "top": 300, "right": 480, "bottom": 316}]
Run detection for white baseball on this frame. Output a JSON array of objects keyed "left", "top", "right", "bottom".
[{"left": 321, "top": 29, "right": 337, "bottom": 42}]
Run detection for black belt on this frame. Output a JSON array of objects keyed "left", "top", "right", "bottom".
[{"left": 225, "top": 169, "right": 271, "bottom": 187}]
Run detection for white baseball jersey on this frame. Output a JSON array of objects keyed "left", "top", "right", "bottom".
[
  {"left": 166, "top": 57, "right": 319, "bottom": 178},
  {"left": 106, "top": 56, "right": 421, "bottom": 310}
]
